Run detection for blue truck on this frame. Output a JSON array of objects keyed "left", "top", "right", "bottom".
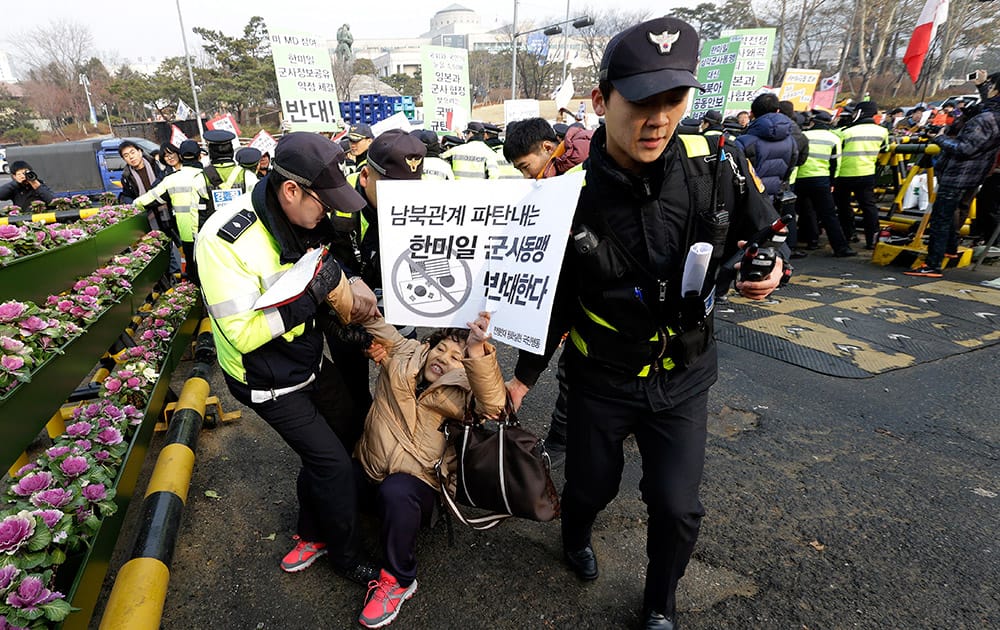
[{"left": 4, "top": 137, "right": 161, "bottom": 199}]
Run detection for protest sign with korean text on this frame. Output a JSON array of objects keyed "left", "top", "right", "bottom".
[
  {"left": 249, "top": 130, "right": 278, "bottom": 156},
  {"left": 268, "top": 25, "right": 342, "bottom": 132},
  {"left": 421, "top": 46, "right": 471, "bottom": 133},
  {"left": 691, "top": 37, "right": 742, "bottom": 119},
  {"left": 778, "top": 68, "right": 821, "bottom": 111},
  {"left": 504, "top": 99, "right": 541, "bottom": 127},
  {"left": 377, "top": 173, "right": 584, "bottom": 353},
  {"left": 720, "top": 28, "right": 776, "bottom": 116}
]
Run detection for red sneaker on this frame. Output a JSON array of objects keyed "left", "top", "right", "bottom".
[
  {"left": 280, "top": 535, "right": 327, "bottom": 573},
  {"left": 358, "top": 569, "right": 418, "bottom": 628}
]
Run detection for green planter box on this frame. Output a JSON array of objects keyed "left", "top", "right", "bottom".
[
  {"left": 58, "top": 299, "right": 202, "bottom": 630},
  {"left": 0, "top": 247, "right": 168, "bottom": 468},
  {"left": 0, "top": 213, "right": 150, "bottom": 305}
]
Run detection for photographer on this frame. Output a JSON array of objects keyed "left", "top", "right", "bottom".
[{"left": 0, "top": 161, "right": 55, "bottom": 210}]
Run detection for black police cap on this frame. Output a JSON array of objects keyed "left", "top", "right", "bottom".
[
  {"left": 599, "top": 16, "right": 703, "bottom": 102},
  {"left": 204, "top": 129, "right": 236, "bottom": 145},
  {"left": 272, "top": 132, "right": 365, "bottom": 212},
  {"left": 366, "top": 129, "right": 426, "bottom": 180},
  {"left": 235, "top": 147, "right": 262, "bottom": 167}
]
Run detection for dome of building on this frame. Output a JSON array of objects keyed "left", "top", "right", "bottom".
[{"left": 430, "top": 4, "right": 480, "bottom": 33}]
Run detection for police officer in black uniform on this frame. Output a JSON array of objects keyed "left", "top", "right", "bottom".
[{"left": 506, "top": 18, "right": 786, "bottom": 630}]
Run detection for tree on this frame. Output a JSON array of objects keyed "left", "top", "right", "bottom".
[
  {"left": 192, "top": 16, "right": 277, "bottom": 126},
  {"left": 0, "top": 87, "right": 33, "bottom": 136},
  {"left": 384, "top": 71, "right": 422, "bottom": 99},
  {"left": 353, "top": 58, "right": 377, "bottom": 76},
  {"left": 575, "top": 7, "right": 653, "bottom": 83},
  {"left": 12, "top": 19, "right": 96, "bottom": 126},
  {"left": 331, "top": 58, "right": 355, "bottom": 102}
]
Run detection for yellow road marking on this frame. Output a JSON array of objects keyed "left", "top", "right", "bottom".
[
  {"left": 833, "top": 296, "right": 938, "bottom": 324},
  {"left": 915, "top": 281, "right": 1000, "bottom": 308}
]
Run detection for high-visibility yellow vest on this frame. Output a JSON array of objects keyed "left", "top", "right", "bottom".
[
  {"left": 421, "top": 156, "right": 455, "bottom": 181},
  {"left": 493, "top": 146, "right": 525, "bottom": 179},
  {"left": 835, "top": 123, "right": 888, "bottom": 178},
  {"left": 134, "top": 165, "right": 204, "bottom": 243},
  {"left": 441, "top": 140, "right": 499, "bottom": 179},
  {"left": 797, "top": 128, "right": 842, "bottom": 179},
  {"left": 195, "top": 195, "right": 308, "bottom": 384}
]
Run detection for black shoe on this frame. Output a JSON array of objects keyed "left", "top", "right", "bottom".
[
  {"left": 644, "top": 611, "right": 678, "bottom": 630},
  {"left": 564, "top": 545, "right": 599, "bottom": 581},
  {"left": 334, "top": 559, "right": 380, "bottom": 585},
  {"left": 834, "top": 248, "right": 858, "bottom": 258},
  {"left": 790, "top": 249, "right": 809, "bottom": 259}
]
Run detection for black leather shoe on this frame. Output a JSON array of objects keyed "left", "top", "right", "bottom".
[
  {"left": 564, "top": 545, "right": 599, "bottom": 580},
  {"left": 834, "top": 248, "right": 858, "bottom": 258},
  {"left": 334, "top": 559, "right": 379, "bottom": 585},
  {"left": 644, "top": 610, "right": 678, "bottom": 629}
]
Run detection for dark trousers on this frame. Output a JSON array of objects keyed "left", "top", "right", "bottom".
[
  {"left": 926, "top": 184, "right": 979, "bottom": 270},
  {"left": 834, "top": 175, "right": 879, "bottom": 246},
  {"left": 975, "top": 173, "right": 1000, "bottom": 246},
  {"left": 181, "top": 240, "right": 199, "bottom": 285},
  {"left": 226, "top": 363, "right": 363, "bottom": 569},
  {"left": 796, "top": 177, "right": 851, "bottom": 253},
  {"left": 546, "top": 350, "right": 570, "bottom": 446},
  {"left": 354, "top": 461, "right": 436, "bottom": 588},
  {"left": 561, "top": 359, "right": 708, "bottom": 618}
]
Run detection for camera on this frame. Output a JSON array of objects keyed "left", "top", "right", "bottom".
[
  {"left": 23, "top": 170, "right": 37, "bottom": 182},
  {"left": 573, "top": 227, "right": 599, "bottom": 255},
  {"left": 967, "top": 72, "right": 978, "bottom": 81}
]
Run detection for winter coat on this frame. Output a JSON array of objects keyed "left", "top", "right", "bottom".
[
  {"left": 0, "top": 180, "right": 55, "bottom": 211},
  {"left": 354, "top": 318, "right": 507, "bottom": 492},
  {"left": 935, "top": 95, "right": 1000, "bottom": 191},
  {"left": 542, "top": 127, "right": 594, "bottom": 179},
  {"left": 118, "top": 159, "right": 164, "bottom": 204},
  {"left": 736, "top": 113, "right": 799, "bottom": 197}
]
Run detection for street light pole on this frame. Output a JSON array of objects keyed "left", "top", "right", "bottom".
[
  {"left": 79, "top": 74, "right": 97, "bottom": 127},
  {"left": 176, "top": 0, "right": 205, "bottom": 139},
  {"left": 561, "top": 0, "right": 571, "bottom": 84},
  {"left": 511, "top": 0, "right": 519, "bottom": 99}
]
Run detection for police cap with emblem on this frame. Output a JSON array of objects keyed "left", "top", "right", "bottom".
[
  {"left": 366, "top": 129, "right": 426, "bottom": 180},
  {"left": 599, "top": 16, "right": 703, "bottom": 102},
  {"left": 272, "top": 132, "right": 366, "bottom": 212},
  {"left": 810, "top": 109, "right": 833, "bottom": 124},
  {"left": 482, "top": 123, "right": 501, "bottom": 135},
  {"left": 348, "top": 123, "right": 374, "bottom": 142}
]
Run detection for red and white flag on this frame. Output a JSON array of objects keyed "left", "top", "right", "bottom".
[{"left": 903, "top": 0, "right": 949, "bottom": 84}]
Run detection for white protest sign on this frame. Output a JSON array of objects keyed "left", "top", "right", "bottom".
[
  {"left": 377, "top": 173, "right": 584, "bottom": 354},
  {"left": 249, "top": 130, "right": 278, "bottom": 156},
  {"left": 268, "top": 25, "right": 342, "bottom": 132},
  {"left": 504, "top": 99, "right": 540, "bottom": 126},
  {"left": 371, "top": 112, "right": 414, "bottom": 137},
  {"left": 421, "top": 46, "right": 470, "bottom": 132},
  {"left": 169, "top": 124, "right": 188, "bottom": 147}
]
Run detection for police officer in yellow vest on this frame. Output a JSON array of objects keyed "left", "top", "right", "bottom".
[
  {"left": 441, "top": 122, "right": 499, "bottom": 179},
  {"left": 195, "top": 132, "right": 380, "bottom": 584},
  {"left": 506, "top": 18, "right": 785, "bottom": 630},
  {"left": 796, "top": 110, "right": 856, "bottom": 257},
  {"left": 482, "top": 122, "right": 523, "bottom": 178},
  {"left": 410, "top": 129, "right": 454, "bottom": 180},
  {"left": 833, "top": 100, "right": 889, "bottom": 248},
  {"left": 134, "top": 139, "right": 205, "bottom": 283},
  {"left": 198, "top": 130, "right": 259, "bottom": 231}
]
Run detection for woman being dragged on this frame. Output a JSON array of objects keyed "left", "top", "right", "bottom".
[{"left": 352, "top": 310, "right": 506, "bottom": 628}]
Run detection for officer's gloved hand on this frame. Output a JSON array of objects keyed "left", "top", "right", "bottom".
[{"left": 307, "top": 254, "right": 353, "bottom": 323}]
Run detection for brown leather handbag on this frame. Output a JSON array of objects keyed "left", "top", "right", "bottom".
[{"left": 435, "top": 397, "right": 560, "bottom": 530}]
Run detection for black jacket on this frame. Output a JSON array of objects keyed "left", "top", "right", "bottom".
[
  {"left": 514, "top": 127, "right": 780, "bottom": 398},
  {"left": 118, "top": 159, "right": 164, "bottom": 204},
  {"left": 0, "top": 180, "right": 55, "bottom": 210}
]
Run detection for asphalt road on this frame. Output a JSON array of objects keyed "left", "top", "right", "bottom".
[{"left": 92, "top": 251, "right": 1000, "bottom": 630}]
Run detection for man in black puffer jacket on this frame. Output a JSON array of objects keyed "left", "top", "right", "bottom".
[{"left": 906, "top": 71, "right": 1000, "bottom": 277}]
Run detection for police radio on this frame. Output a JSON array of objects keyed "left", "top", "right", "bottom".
[
  {"left": 719, "top": 214, "right": 793, "bottom": 289},
  {"left": 738, "top": 244, "right": 777, "bottom": 282}
]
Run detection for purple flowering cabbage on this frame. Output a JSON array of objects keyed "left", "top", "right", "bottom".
[
  {"left": 0, "top": 512, "right": 35, "bottom": 555},
  {"left": 11, "top": 472, "right": 52, "bottom": 497},
  {"left": 30, "top": 488, "right": 73, "bottom": 509},
  {"left": 59, "top": 456, "right": 89, "bottom": 478},
  {"left": 5, "top": 575, "right": 62, "bottom": 611},
  {"left": 81, "top": 484, "right": 107, "bottom": 502}
]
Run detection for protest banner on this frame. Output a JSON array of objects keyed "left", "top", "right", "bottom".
[
  {"left": 249, "top": 130, "right": 278, "bottom": 156},
  {"left": 376, "top": 172, "right": 585, "bottom": 353},
  {"left": 421, "top": 46, "right": 471, "bottom": 133},
  {"left": 720, "top": 28, "right": 776, "bottom": 116},
  {"left": 268, "top": 25, "right": 342, "bottom": 132},
  {"left": 779, "top": 68, "right": 821, "bottom": 111},
  {"left": 169, "top": 124, "right": 188, "bottom": 147},
  {"left": 206, "top": 114, "right": 242, "bottom": 150},
  {"left": 504, "top": 99, "right": 541, "bottom": 126},
  {"left": 691, "top": 37, "right": 742, "bottom": 119}
]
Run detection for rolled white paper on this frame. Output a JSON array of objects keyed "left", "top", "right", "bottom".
[{"left": 681, "top": 242, "right": 714, "bottom": 296}]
